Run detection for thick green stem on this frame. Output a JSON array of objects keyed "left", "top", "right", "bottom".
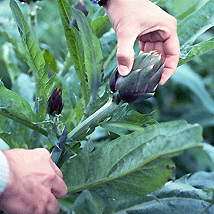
[{"left": 67, "top": 98, "right": 120, "bottom": 142}]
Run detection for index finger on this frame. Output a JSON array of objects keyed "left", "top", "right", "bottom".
[
  {"left": 51, "top": 175, "right": 68, "bottom": 199},
  {"left": 49, "top": 157, "right": 63, "bottom": 179},
  {"left": 160, "top": 34, "right": 180, "bottom": 84}
]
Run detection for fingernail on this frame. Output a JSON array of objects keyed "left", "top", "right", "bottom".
[{"left": 118, "top": 65, "right": 130, "bottom": 76}]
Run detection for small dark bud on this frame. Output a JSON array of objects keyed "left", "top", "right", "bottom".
[{"left": 47, "top": 88, "right": 64, "bottom": 116}]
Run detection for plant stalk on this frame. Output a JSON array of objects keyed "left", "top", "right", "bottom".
[
  {"left": 28, "top": 2, "right": 37, "bottom": 41},
  {"left": 67, "top": 98, "right": 120, "bottom": 142}
]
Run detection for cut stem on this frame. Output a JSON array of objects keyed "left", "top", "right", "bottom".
[{"left": 67, "top": 98, "right": 120, "bottom": 142}]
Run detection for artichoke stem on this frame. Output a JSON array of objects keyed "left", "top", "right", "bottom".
[{"left": 67, "top": 98, "right": 120, "bottom": 142}]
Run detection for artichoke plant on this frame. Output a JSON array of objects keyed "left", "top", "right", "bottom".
[{"left": 110, "top": 51, "right": 164, "bottom": 103}]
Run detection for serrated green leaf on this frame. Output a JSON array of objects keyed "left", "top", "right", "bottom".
[
  {"left": 44, "top": 76, "right": 55, "bottom": 96},
  {"left": 0, "top": 80, "right": 38, "bottom": 123},
  {"left": 91, "top": 15, "right": 111, "bottom": 38},
  {"left": 177, "top": 0, "right": 214, "bottom": 46},
  {"left": 9, "top": 0, "right": 48, "bottom": 119},
  {"left": 0, "top": 81, "right": 47, "bottom": 137},
  {"left": 43, "top": 49, "right": 57, "bottom": 73},
  {"left": 71, "top": 7, "right": 103, "bottom": 110},
  {"left": 9, "top": 0, "right": 45, "bottom": 75},
  {"left": 62, "top": 120, "right": 203, "bottom": 202},
  {"left": 179, "top": 37, "right": 214, "bottom": 66},
  {"left": 58, "top": 0, "right": 89, "bottom": 104}
]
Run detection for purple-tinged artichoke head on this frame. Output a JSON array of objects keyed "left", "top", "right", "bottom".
[
  {"left": 47, "top": 88, "right": 64, "bottom": 116},
  {"left": 110, "top": 51, "right": 163, "bottom": 103}
]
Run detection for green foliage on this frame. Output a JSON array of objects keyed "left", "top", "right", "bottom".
[
  {"left": 177, "top": 0, "right": 214, "bottom": 65},
  {"left": 0, "top": 0, "right": 214, "bottom": 213},
  {"left": 9, "top": 0, "right": 49, "bottom": 119},
  {"left": 71, "top": 6, "right": 103, "bottom": 116},
  {"left": 61, "top": 121, "right": 202, "bottom": 213},
  {"left": 110, "top": 175, "right": 214, "bottom": 213},
  {"left": 58, "top": 0, "right": 89, "bottom": 104},
  {"left": 0, "top": 80, "right": 47, "bottom": 137},
  {"left": 178, "top": 37, "right": 214, "bottom": 66}
]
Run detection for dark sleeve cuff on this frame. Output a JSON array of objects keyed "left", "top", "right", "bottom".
[
  {"left": 98, "top": 0, "right": 108, "bottom": 6},
  {"left": 89, "top": 0, "right": 108, "bottom": 6}
]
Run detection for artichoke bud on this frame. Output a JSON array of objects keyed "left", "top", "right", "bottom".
[
  {"left": 110, "top": 51, "right": 163, "bottom": 103},
  {"left": 47, "top": 88, "right": 64, "bottom": 116}
]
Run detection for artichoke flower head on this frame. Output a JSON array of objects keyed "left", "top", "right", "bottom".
[
  {"left": 47, "top": 88, "right": 64, "bottom": 116},
  {"left": 110, "top": 51, "right": 163, "bottom": 104}
]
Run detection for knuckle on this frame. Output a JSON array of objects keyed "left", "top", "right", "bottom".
[
  {"left": 169, "top": 16, "right": 178, "bottom": 31},
  {"left": 49, "top": 171, "right": 58, "bottom": 181},
  {"left": 34, "top": 148, "right": 50, "bottom": 156},
  {"left": 116, "top": 49, "right": 134, "bottom": 62},
  {"left": 62, "top": 182, "right": 68, "bottom": 197},
  {"left": 177, "top": 49, "right": 181, "bottom": 58},
  {"left": 53, "top": 202, "right": 60, "bottom": 214},
  {"left": 171, "top": 16, "right": 178, "bottom": 26},
  {"left": 47, "top": 196, "right": 59, "bottom": 214},
  {"left": 116, "top": 52, "right": 129, "bottom": 60}
]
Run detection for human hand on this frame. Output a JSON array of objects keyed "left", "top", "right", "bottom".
[
  {"left": 0, "top": 148, "right": 67, "bottom": 214},
  {"left": 104, "top": 0, "right": 180, "bottom": 84}
]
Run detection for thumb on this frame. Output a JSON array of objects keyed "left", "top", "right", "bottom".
[{"left": 116, "top": 32, "right": 135, "bottom": 76}]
